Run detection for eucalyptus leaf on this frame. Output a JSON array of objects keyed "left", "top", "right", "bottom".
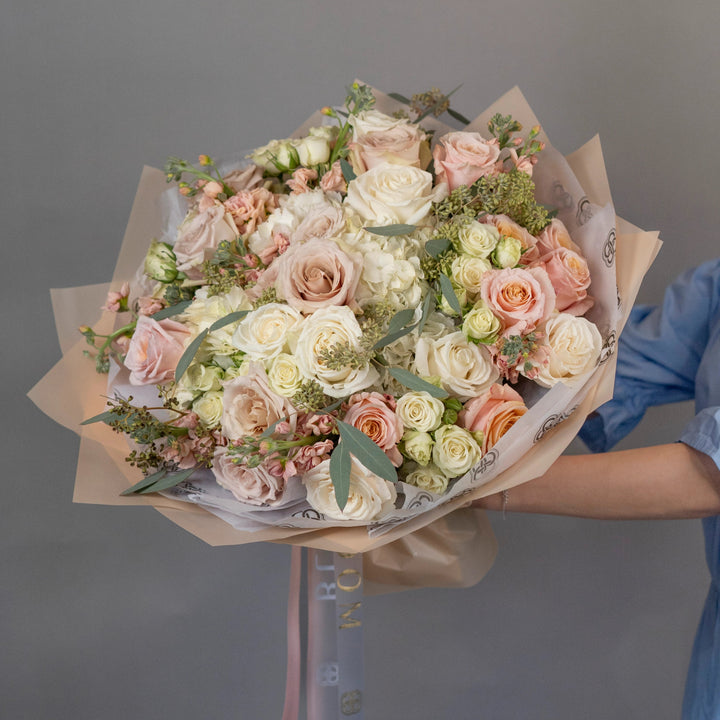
[
  {"left": 416, "top": 291, "right": 435, "bottom": 336},
  {"left": 150, "top": 300, "right": 192, "bottom": 321},
  {"left": 373, "top": 322, "right": 418, "bottom": 351},
  {"left": 425, "top": 237, "right": 451, "bottom": 257},
  {"left": 340, "top": 158, "right": 356, "bottom": 183},
  {"left": 447, "top": 107, "right": 472, "bottom": 126},
  {"left": 439, "top": 273, "right": 463, "bottom": 318},
  {"left": 138, "top": 465, "right": 199, "bottom": 494},
  {"left": 337, "top": 421, "right": 397, "bottom": 484},
  {"left": 329, "top": 442, "right": 352, "bottom": 511},
  {"left": 174, "top": 328, "right": 208, "bottom": 382},
  {"left": 415, "top": 84, "right": 463, "bottom": 123},
  {"left": 365, "top": 224, "right": 417, "bottom": 237},
  {"left": 388, "top": 92, "right": 411, "bottom": 105},
  {"left": 317, "top": 398, "right": 344, "bottom": 415},
  {"left": 209, "top": 310, "right": 249, "bottom": 332},
  {"left": 80, "top": 409, "right": 115, "bottom": 426},
  {"left": 388, "top": 367, "right": 448, "bottom": 399},
  {"left": 386, "top": 308, "right": 416, "bottom": 335},
  {"left": 120, "top": 468, "right": 168, "bottom": 496}
]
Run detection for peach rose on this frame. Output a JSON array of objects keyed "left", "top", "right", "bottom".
[
  {"left": 432, "top": 131, "right": 500, "bottom": 191},
  {"left": 484, "top": 214, "right": 539, "bottom": 265},
  {"left": 459, "top": 383, "right": 527, "bottom": 454},
  {"left": 174, "top": 206, "right": 239, "bottom": 279},
  {"left": 343, "top": 392, "right": 404, "bottom": 467},
  {"left": 274, "top": 238, "right": 361, "bottom": 313},
  {"left": 212, "top": 446, "right": 285, "bottom": 505},
  {"left": 535, "top": 218, "right": 581, "bottom": 256},
  {"left": 538, "top": 247, "right": 594, "bottom": 315},
  {"left": 221, "top": 363, "right": 296, "bottom": 440},
  {"left": 349, "top": 123, "right": 427, "bottom": 173},
  {"left": 481, "top": 267, "right": 556, "bottom": 337},
  {"left": 124, "top": 315, "right": 192, "bottom": 386}
]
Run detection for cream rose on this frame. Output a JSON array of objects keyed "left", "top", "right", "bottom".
[
  {"left": 296, "top": 133, "right": 331, "bottom": 166},
  {"left": 267, "top": 353, "right": 304, "bottom": 397},
  {"left": 432, "top": 424, "right": 482, "bottom": 477},
  {"left": 456, "top": 220, "right": 500, "bottom": 258},
  {"left": 402, "top": 431, "right": 434, "bottom": 466},
  {"left": 462, "top": 301, "right": 502, "bottom": 344},
  {"left": 395, "top": 391, "right": 445, "bottom": 432},
  {"left": 173, "top": 206, "right": 238, "bottom": 279},
  {"left": 535, "top": 313, "right": 602, "bottom": 387},
  {"left": 414, "top": 332, "right": 500, "bottom": 401},
  {"left": 231, "top": 303, "right": 303, "bottom": 361},
  {"left": 303, "top": 456, "right": 397, "bottom": 521},
  {"left": 404, "top": 462, "right": 449, "bottom": 494},
  {"left": 432, "top": 131, "right": 501, "bottom": 191},
  {"left": 349, "top": 113, "right": 427, "bottom": 173},
  {"left": 451, "top": 254, "right": 492, "bottom": 299},
  {"left": 345, "top": 163, "right": 443, "bottom": 226},
  {"left": 181, "top": 363, "right": 223, "bottom": 394},
  {"left": 294, "top": 306, "right": 379, "bottom": 397},
  {"left": 212, "top": 446, "right": 285, "bottom": 505},
  {"left": 492, "top": 236, "right": 523, "bottom": 268},
  {"left": 193, "top": 390, "right": 224, "bottom": 428}
]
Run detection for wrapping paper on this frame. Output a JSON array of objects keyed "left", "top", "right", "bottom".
[{"left": 28, "top": 85, "right": 661, "bottom": 591}]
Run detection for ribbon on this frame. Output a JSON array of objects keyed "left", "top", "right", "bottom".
[{"left": 282, "top": 545, "right": 303, "bottom": 720}]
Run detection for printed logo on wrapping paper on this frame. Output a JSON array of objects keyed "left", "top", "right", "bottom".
[
  {"left": 602, "top": 228, "right": 616, "bottom": 267},
  {"left": 318, "top": 663, "right": 339, "bottom": 687},
  {"left": 551, "top": 180, "right": 574, "bottom": 210},
  {"left": 368, "top": 515, "right": 408, "bottom": 533},
  {"left": 576, "top": 196, "right": 593, "bottom": 225},
  {"left": 534, "top": 407, "right": 578, "bottom": 443},
  {"left": 341, "top": 690, "right": 363, "bottom": 716},
  {"left": 600, "top": 330, "right": 617, "bottom": 365},
  {"left": 407, "top": 491, "right": 436, "bottom": 510},
  {"left": 291, "top": 508, "right": 324, "bottom": 520}
]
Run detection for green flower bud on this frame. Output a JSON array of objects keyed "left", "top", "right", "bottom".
[
  {"left": 144, "top": 240, "right": 178, "bottom": 283},
  {"left": 491, "top": 235, "right": 523, "bottom": 268},
  {"left": 442, "top": 408, "right": 458, "bottom": 425}
]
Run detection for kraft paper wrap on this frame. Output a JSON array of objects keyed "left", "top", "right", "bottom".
[{"left": 28, "top": 85, "right": 661, "bottom": 594}]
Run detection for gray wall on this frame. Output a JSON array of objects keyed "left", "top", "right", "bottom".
[{"left": 5, "top": 0, "right": 719, "bottom": 717}]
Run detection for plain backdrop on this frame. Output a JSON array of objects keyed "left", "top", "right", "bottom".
[{"left": 5, "top": 0, "right": 720, "bottom": 718}]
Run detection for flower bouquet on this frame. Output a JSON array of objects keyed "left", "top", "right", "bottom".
[{"left": 31, "top": 81, "right": 659, "bottom": 569}]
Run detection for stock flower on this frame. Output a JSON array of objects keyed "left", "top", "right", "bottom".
[
  {"left": 537, "top": 247, "right": 594, "bottom": 315},
  {"left": 231, "top": 303, "right": 303, "bottom": 361},
  {"left": 534, "top": 313, "right": 602, "bottom": 387},
  {"left": 303, "top": 456, "right": 397, "bottom": 521},
  {"left": 404, "top": 462, "right": 449, "bottom": 494},
  {"left": 395, "top": 391, "right": 445, "bottom": 432},
  {"left": 459, "top": 383, "right": 527, "bottom": 453},
  {"left": 287, "top": 167, "right": 318, "bottom": 194},
  {"left": 212, "top": 446, "right": 286, "bottom": 505},
  {"left": 124, "top": 315, "right": 192, "bottom": 386},
  {"left": 320, "top": 161, "right": 347, "bottom": 194},
  {"left": 345, "top": 163, "right": 443, "bottom": 226},
  {"left": 432, "top": 424, "right": 482, "bottom": 477},
  {"left": 481, "top": 267, "right": 556, "bottom": 337},
  {"left": 414, "top": 332, "right": 499, "bottom": 401},
  {"left": 343, "top": 392, "right": 404, "bottom": 467},
  {"left": 432, "top": 131, "right": 500, "bottom": 191}
]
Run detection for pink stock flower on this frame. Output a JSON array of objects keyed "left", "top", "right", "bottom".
[
  {"left": 284, "top": 439, "right": 335, "bottom": 480},
  {"left": 320, "top": 161, "right": 347, "bottom": 194},
  {"left": 136, "top": 296, "right": 166, "bottom": 316},
  {"left": 287, "top": 167, "right": 318, "bottom": 194},
  {"left": 102, "top": 282, "right": 130, "bottom": 312},
  {"left": 458, "top": 383, "right": 528, "bottom": 454},
  {"left": 536, "top": 247, "right": 594, "bottom": 315},
  {"left": 481, "top": 267, "right": 556, "bottom": 337},
  {"left": 343, "top": 392, "right": 404, "bottom": 467},
  {"left": 202, "top": 180, "right": 224, "bottom": 199},
  {"left": 223, "top": 187, "right": 278, "bottom": 235},
  {"left": 432, "top": 131, "right": 500, "bottom": 191},
  {"left": 301, "top": 413, "right": 337, "bottom": 436},
  {"left": 123, "top": 315, "right": 192, "bottom": 386},
  {"left": 212, "top": 447, "right": 286, "bottom": 506}
]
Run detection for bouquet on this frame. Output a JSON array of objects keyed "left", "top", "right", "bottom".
[{"left": 30, "top": 82, "right": 660, "bottom": 565}]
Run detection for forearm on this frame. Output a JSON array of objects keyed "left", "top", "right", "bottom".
[{"left": 479, "top": 443, "right": 720, "bottom": 520}]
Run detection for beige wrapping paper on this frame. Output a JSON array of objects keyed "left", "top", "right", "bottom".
[{"left": 28, "top": 85, "right": 661, "bottom": 592}]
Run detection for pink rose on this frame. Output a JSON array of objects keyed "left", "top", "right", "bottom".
[
  {"left": 343, "top": 392, "right": 404, "bottom": 467},
  {"left": 484, "top": 214, "right": 539, "bottom": 265},
  {"left": 349, "top": 124, "right": 427, "bottom": 173},
  {"left": 458, "top": 383, "right": 527, "bottom": 453},
  {"left": 124, "top": 315, "right": 192, "bottom": 386},
  {"left": 221, "top": 363, "right": 296, "bottom": 440},
  {"left": 535, "top": 218, "right": 581, "bottom": 256},
  {"left": 173, "top": 206, "right": 239, "bottom": 279},
  {"left": 212, "top": 446, "right": 286, "bottom": 505},
  {"left": 537, "top": 247, "right": 594, "bottom": 315},
  {"left": 481, "top": 267, "right": 556, "bottom": 337},
  {"left": 320, "top": 161, "right": 347, "bottom": 194},
  {"left": 223, "top": 165, "right": 266, "bottom": 194},
  {"left": 274, "top": 238, "right": 361, "bottom": 313},
  {"left": 432, "top": 131, "right": 501, "bottom": 191}
]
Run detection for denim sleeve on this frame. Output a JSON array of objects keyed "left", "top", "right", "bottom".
[{"left": 680, "top": 407, "right": 720, "bottom": 473}]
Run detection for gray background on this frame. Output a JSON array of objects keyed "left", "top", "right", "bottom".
[{"left": 4, "top": 0, "right": 719, "bottom": 718}]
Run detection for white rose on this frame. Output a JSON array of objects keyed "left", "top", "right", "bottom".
[
  {"left": 349, "top": 109, "right": 408, "bottom": 138},
  {"left": 250, "top": 138, "right": 297, "bottom": 174},
  {"left": 414, "top": 332, "right": 500, "bottom": 401},
  {"left": 535, "top": 313, "right": 603, "bottom": 387},
  {"left": 345, "top": 163, "right": 443, "bottom": 226},
  {"left": 268, "top": 353, "right": 304, "bottom": 397},
  {"left": 451, "top": 254, "right": 492, "bottom": 299},
  {"left": 303, "top": 456, "right": 397, "bottom": 521},
  {"left": 294, "top": 306, "right": 379, "bottom": 397},
  {"left": 396, "top": 391, "right": 445, "bottom": 432},
  {"left": 402, "top": 431, "right": 434, "bottom": 466},
  {"left": 404, "top": 462, "right": 450, "bottom": 494},
  {"left": 193, "top": 390, "right": 224, "bottom": 428},
  {"left": 231, "top": 303, "right": 303, "bottom": 361},
  {"left": 182, "top": 363, "right": 223, "bottom": 394},
  {"left": 432, "top": 424, "right": 482, "bottom": 477},
  {"left": 456, "top": 220, "right": 500, "bottom": 258},
  {"left": 296, "top": 134, "right": 331, "bottom": 166},
  {"left": 462, "top": 301, "right": 502, "bottom": 344},
  {"left": 492, "top": 236, "right": 523, "bottom": 268}
]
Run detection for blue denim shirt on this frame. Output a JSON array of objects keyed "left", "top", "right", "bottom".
[{"left": 579, "top": 258, "right": 720, "bottom": 718}]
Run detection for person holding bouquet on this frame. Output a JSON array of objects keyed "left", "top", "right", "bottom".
[{"left": 477, "top": 257, "right": 720, "bottom": 718}]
